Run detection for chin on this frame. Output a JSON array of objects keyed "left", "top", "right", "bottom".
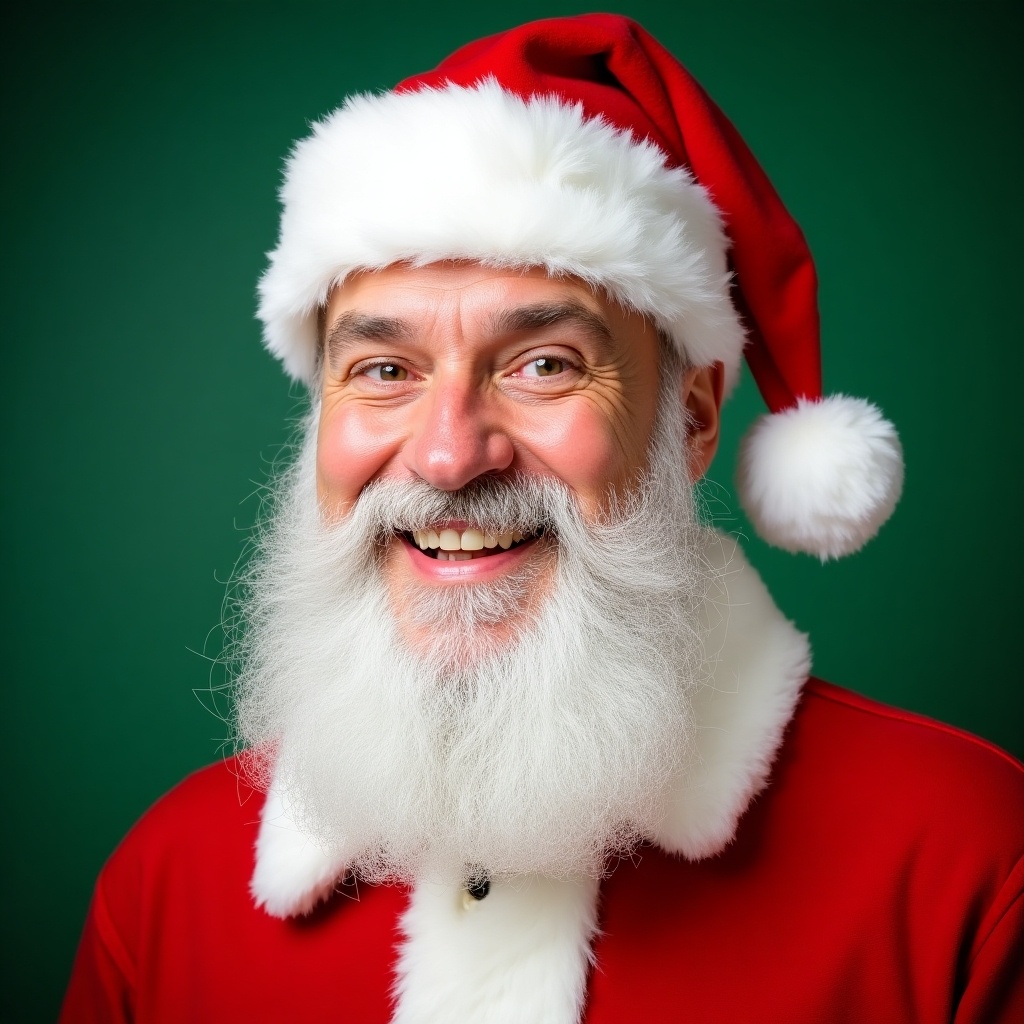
[{"left": 383, "top": 534, "right": 557, "bottom": 668}]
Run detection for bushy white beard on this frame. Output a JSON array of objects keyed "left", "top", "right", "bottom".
[{"left": 232, "top": 381, "right": 717, "bottom": 884}]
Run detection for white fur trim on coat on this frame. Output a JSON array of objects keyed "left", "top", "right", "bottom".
[
  {"left": 735, "top": 395, "right": 904, "bottom": 560},
  {"left": 250, "top": 776, "right": 349, "bottom": 918},
  {"left": 257, "top": 79, "right": 746, "bottom": 390},
  {"left": 392, "top": 874, "right": 599, "bottom": 1024},
  {"left": 650, "top": 533, "right": 809, "bottom": 857}
]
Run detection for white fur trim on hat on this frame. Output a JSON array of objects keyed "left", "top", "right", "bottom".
[
  {"left": 257, "top": 79, "right": 746, "bottom": 387},
  {"left": 735, "top": 395, "right": 904, "bottom": 560}
]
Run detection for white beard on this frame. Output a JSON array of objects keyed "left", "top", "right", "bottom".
[{"left": 232, "top": 380, "right": 717, "bottom": 884}]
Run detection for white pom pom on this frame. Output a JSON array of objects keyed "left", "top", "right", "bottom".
[{"left": 735, "top": 395, "right": 904, "bottom": 560}]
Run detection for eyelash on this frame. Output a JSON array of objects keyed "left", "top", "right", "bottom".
[
  {"left": 513, "top": 348, "right": 586, "bottom": 384},
  {"left": 518, "top": 355, "right": 571, "bottom": 378},
  {"left": 352, "top": 360, "right": 412, "bottom": 382},
  {"left": 350, "top": 352, "right": 580, "bottom": 384}
]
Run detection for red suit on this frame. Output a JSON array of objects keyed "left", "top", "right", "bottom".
[{"left": 62, "top": 678, "right": 1024, "bottom": 1023}]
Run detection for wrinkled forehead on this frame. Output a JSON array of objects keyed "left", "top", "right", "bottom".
[{"left": 320, "top": 262, "right": 643, "bottom": 331}]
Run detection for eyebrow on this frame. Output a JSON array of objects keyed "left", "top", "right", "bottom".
[
  {"left": 487, "top": 301, "right": 615, "bottom": 353},
  {"left": 323, "top": 311, "right": 413, "bottom": 364}
]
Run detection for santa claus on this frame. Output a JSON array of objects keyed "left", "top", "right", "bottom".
[{"left": 62, "top": 14, "right": 1023, "bottom": 1023}]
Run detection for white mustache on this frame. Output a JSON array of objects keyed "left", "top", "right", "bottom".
[{"left": 348, "top": 473, "right": 573, "bottom": 542}]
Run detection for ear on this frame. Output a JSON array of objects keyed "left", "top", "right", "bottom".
[{"left": 682, "top": 361, "right": 725, "bottom": 482}]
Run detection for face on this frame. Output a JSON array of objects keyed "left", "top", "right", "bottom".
[{"left": 316, "top": 262, "right": 666, "bottom": 651}]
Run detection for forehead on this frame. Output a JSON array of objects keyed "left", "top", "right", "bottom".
[
  {"left": 331, "top": 262, "right": 634, "bottom": 321},
  {"left": 322, "top": 262, "right": 651, "bottom": 349}
]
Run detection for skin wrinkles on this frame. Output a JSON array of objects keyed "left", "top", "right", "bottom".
[{"left": 314, "top": 261, "right": 722, "bottom": 654}]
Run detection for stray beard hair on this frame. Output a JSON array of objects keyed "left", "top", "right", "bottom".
[{"left": 231, "top": 358, "right": 718, "bottom": 883}]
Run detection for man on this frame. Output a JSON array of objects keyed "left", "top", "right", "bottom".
[{"left": 62, "top": 14, "right": 1023, "bottom": 1023}]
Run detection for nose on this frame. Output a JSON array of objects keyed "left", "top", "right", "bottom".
[{"left": 402, "top": 378, "right": 515, "bottom": 491}]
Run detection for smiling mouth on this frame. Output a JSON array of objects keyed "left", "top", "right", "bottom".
[{"left": 405, "top": 527, "right": 540, "bottom": 561}]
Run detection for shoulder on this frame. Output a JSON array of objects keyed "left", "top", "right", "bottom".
[
  {"left": 112, "top": 756, "right": 261, "bottom": 863},
  {"left": 96, "top": 757, "right": 265, "bottom": 942},
  {"left": 794, "top": 678, "right": 1023, "bottom": 798},
  {"left": 774, "top": 678, "right": 1024, "bottom": 876}
]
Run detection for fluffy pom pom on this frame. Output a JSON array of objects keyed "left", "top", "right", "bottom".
[{"left": 735, "top": 395, "right": 904, "bottom": 560}]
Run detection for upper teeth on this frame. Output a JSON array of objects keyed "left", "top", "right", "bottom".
[{"left": 412, "top": 528, "right": 526, "bottom": 551}]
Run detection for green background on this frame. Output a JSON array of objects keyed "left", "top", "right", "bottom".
[{"left": 3, "top": 1, "right": 1021, "bottom": 1018}]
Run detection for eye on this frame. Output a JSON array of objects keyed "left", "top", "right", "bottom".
[
  {"left": 363, "top": 362, "right": 409, "bottom": 382},
  {"left": 522, "top": 356, "right": 568, "bottom": 378}
]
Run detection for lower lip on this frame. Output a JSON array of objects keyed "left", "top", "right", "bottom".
[{"left": 400, "top": 534, "right": 539, "bottom": 582}]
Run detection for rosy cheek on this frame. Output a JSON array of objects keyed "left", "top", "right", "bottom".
[
  {"left": 317, "top": 406, "right": 404, "bottom": 513},
  {"left": 519, "top": 404, "right": 632, "bottom": 508}
]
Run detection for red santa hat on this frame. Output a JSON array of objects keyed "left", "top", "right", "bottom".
[{"left": 257, "top": 14, "right": 903, "bottom": 560}]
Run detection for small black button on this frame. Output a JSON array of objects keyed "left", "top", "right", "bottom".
[{"left": 465, "top": 874, "right": 490, "bottom": 901}]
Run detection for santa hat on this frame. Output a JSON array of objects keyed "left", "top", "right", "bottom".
[{"left": 257, "top": 14, "right": 903, "bottom": 560}]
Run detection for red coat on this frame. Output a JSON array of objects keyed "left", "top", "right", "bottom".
[{"left": 62, "top": 679, "right": 1023, "bottom": 1023}]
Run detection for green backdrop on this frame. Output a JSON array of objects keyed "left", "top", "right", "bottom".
[{"left": 4, "top": 1, "right": 1021, "bottom": 1019}]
